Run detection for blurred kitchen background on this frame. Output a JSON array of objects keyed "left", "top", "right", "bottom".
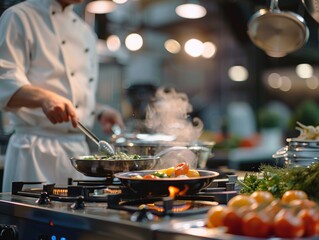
[{"left": 2, "top": 0, "right": 319, "bottom": 176}]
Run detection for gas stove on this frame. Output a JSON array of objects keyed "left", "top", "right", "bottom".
[{"left": 0, "top": 176, "right": 238, "bottom": 240}]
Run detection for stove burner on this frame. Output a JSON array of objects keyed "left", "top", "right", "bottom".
[{"left": 108, "top": 195, "right": 218, "bottom": 217}]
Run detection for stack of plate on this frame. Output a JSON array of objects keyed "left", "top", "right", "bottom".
[{"left": 273, "top": 138, "right": 319, "bottom": 167}]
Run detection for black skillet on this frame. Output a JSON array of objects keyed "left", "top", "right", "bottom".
[{"left": 114, "top": 169, "right": 219, "bottom": 196}]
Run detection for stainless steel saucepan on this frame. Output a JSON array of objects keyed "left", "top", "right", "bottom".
[{"left": 248, "top": 0, "right": 309, "bottom": 57}]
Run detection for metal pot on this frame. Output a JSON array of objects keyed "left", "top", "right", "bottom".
[
  {"left": 112, "top": 139, "right": 215, "bottom": 169},
  {"left": 248, "top": 0, "right": 309, "bottom": 57},
  {"left": 114, "top": 169, "right": 219, "bottom": 196}
]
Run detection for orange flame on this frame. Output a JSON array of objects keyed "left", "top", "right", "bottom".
[{"left": 168, "top": 185, "right": 189, "bottom": 198}]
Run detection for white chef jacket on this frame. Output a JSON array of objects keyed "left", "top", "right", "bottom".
[{"left": 0, "top": 0, "right": 100, "bottom": 191}]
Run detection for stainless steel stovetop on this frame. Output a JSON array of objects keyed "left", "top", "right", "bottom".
[{"left": 0, "top": 178, "right": 242, "bottom": 240}]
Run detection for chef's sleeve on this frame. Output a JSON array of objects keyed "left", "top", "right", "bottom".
[{"left": 0, "top": 9, "right": 31, "bottom": 110}]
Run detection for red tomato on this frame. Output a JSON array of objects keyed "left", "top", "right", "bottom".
[
  {"left": 143, "top": 174, "right": 159, "bottom": 179},
  {"left": 273, "top": 208, "right": 304, "bottom": 238},
  {"left": 241, "top": 211, "right": 272, "bottom": 238},
  {"left": 174, "top": 162, "right": 189, "bottom": 177},
  {"left": 222, "top": 207, "right": 243, "bottom": 235},
  {"left": 298, "top": 208, "right": 319, "bottom": 237}
]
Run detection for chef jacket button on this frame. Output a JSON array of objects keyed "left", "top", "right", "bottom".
[
  {"left": 52, "top": 11, "right": 56, "bottom": 15},
  {"left": 91, "top": 111, "right": 95, "bottom": 116},
  {"left": 70, "top": 72, "right": 75, "bottom": 76},
  {"left": 73, "top": 18, "right": 77, "bottom": 23},
  {"left": 61, "top": 40, "right": 66, "bottom": 45},
  {"left": 75, "top": 105, "right": 79, "bottom": 108},
  {"left": 85, "top": 48, "right": 90, "bottom": 53},
  {"left": 89, "top": 78, "right": 94, "bottom": 82}
]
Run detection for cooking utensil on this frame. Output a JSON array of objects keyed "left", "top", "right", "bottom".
[
  {"left": 247, "top": 0, "right": 309, "bottom": 57},
  {"left": 114, "top": 169, "right": 219, "bottom": 196},
  {"left": 70, "top": 155, "right": 160, "bottom": 177},
  {"left": 77, "top": 121, "right": 115, "bottom": 155},
  {"left": 302, "top": 0, "right": 319, "bottom": 23}
]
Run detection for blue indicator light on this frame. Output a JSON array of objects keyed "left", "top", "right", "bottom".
[
  {"left": 60, "top": 237, "right": 66, "bottom": 240},
  {"left": 51, "top": 236, "right": 56, "bottom": 240}
]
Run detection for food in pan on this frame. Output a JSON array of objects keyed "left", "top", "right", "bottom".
[
  {"left": 131, "top": 162, "right": 200, "bottom": 179},
  {"left": 82, "top": 152, "right": 141, "bottom": 160},
  {"left": 295, "top": 121, "right": 319, "bottom": 140}
]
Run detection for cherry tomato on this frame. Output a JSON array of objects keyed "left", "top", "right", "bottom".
[
  {"left": 281, "top": 190, "right": 308, "bottom": 204},
  {"left": 227, "top": 195, "right": 257, "bottom": 209},
  {"left": 143, "top": 174, "right": 159, "bottom": 179},
  {"left": 241, "top": 211, "right": 272, "bottom": 238},
  {"left": 273, "top": 208, "right": 305, "bottom": 238},
  {"left": 206, "top": 205, "right": 227, "bottom": 228},
  {"left": 298, "top": 208, "right": 319, "bottom": 237},
  {"left": 222, "top": 207, "right": 243, "bottom": 235},
  {"left": 174, "top": 162, "right": 189, "bottom": 177},
  {"left": 250, "top": 191, "right": 274, "bottom": 206}
]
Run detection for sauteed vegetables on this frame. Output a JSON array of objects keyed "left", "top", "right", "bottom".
[
  {"left": 131, "top": 162, "right": 200, "bottom": 179},
  {"left": 83, "top": 152, "right": 141, "bottom": 160}
]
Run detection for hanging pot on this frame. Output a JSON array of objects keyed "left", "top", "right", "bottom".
[
  {"left": 301, "top": 0, "right": 319, "bottom": 23},
  {"left": 247, "top": 0, "right": 309, "bottom": 57}
]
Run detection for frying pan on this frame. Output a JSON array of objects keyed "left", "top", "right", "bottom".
[
  {"left": 70, "top": 156, "right": 160, "bottom": 178},
  {"left": 247, "top": 0, "right": 309, "bottom": 57},
  {"left": 114, "top": 169, "right": 219, "bottom": 196}
]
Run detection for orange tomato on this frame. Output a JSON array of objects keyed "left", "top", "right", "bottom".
[
  {"left": 298, "top": 208, "right": 319, "bottom": 237},
  {"left": 273, "top": 208, "right": 305, "bottom": 238},
  {"left": 241, "top": 211, "right": 272, "bottom": 238},
  {"left": 174, "top": 162, "right": 189, "bottom": 177},
  {"left": 206, "top": 205, "right": 227, "bottom": 228},
  {"left": 281, "top": 190, "right": 308, "bottom": 204},
  {"left": 250, "top": 191, "right": 274, "bottom": 206},
  {"left": 227, "top": 195, "right": 257, "bottom": 209}
]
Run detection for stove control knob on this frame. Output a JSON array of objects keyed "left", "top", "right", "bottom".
[
  {"left": 71, "top": 195, "right": 86, "bottom": 210},
  {"left": 36, "top": 192, "right": 51, "bottom": 205},
  {"left": 130, "top": 206, "right": 154, "bottom": 222},
  {"left": 0, "top": 224, "right": 18, "bottom": 240}
]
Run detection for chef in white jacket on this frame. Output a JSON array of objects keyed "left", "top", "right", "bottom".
[{"left": 0, "top": 0, "right": 125, "bottom": 192}]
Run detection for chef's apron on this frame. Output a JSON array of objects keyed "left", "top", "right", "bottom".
[{"left": 2, "top": 127, "right": 96, "bottom": 192}]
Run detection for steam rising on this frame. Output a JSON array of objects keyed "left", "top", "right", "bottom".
[
  {"left": 145, "top": 87, "right": 204, "bottom": 169},
  {"left": 145, "top": 87, "right": 203, "bottom": 142}
]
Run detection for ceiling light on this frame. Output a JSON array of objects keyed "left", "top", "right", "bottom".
[
  {"left": 86, "top": 0, "right": 117, "bottom": 14},
  {"left": 125, "top": 33, "right": 143, "bottom": 51},
  {"left": 106, "top": 35, "right": 121, "bottom": 52},
  {"left": 184, "top": 39, "right": 203, "bottom": 57},
  {"left": 201, "top": 42, "right": 216, "bottom": 59},
  {"left": 175, "top": 1, "right": 207, "bottom": 19},
  {"left": 296, "top": 63, "right": 313, "bottom": 79},
  {"left": 113, "top": 0, "right": 127, "bottom": 4},
  {"left": 164, "top": 39, "right": 181, "bottom": 54},
  {"left": 228, "top": 65, "right": 248, "bottom": 82}
]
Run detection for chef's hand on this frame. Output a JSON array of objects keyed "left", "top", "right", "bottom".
[
  {"left": 98, "top": 106, "right": 125, "bottom": 133},
  {"left": 41, "top": 92, "right": 78, "bottom": 127}
]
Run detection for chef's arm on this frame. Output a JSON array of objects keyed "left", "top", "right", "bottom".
[
  {"left": 6, "top": 85, "right": 78, "bottom": 127},
  {"left": 96, "top": 104, "right": 125, "bottom": 133}
]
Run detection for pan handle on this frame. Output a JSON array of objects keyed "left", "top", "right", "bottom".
[{"left": 270, "top": 0, "right": 279, "bottom": 11}]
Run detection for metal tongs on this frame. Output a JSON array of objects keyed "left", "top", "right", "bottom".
[{"left": 77, "top": 121, "right": 115, "bottom": 155}]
